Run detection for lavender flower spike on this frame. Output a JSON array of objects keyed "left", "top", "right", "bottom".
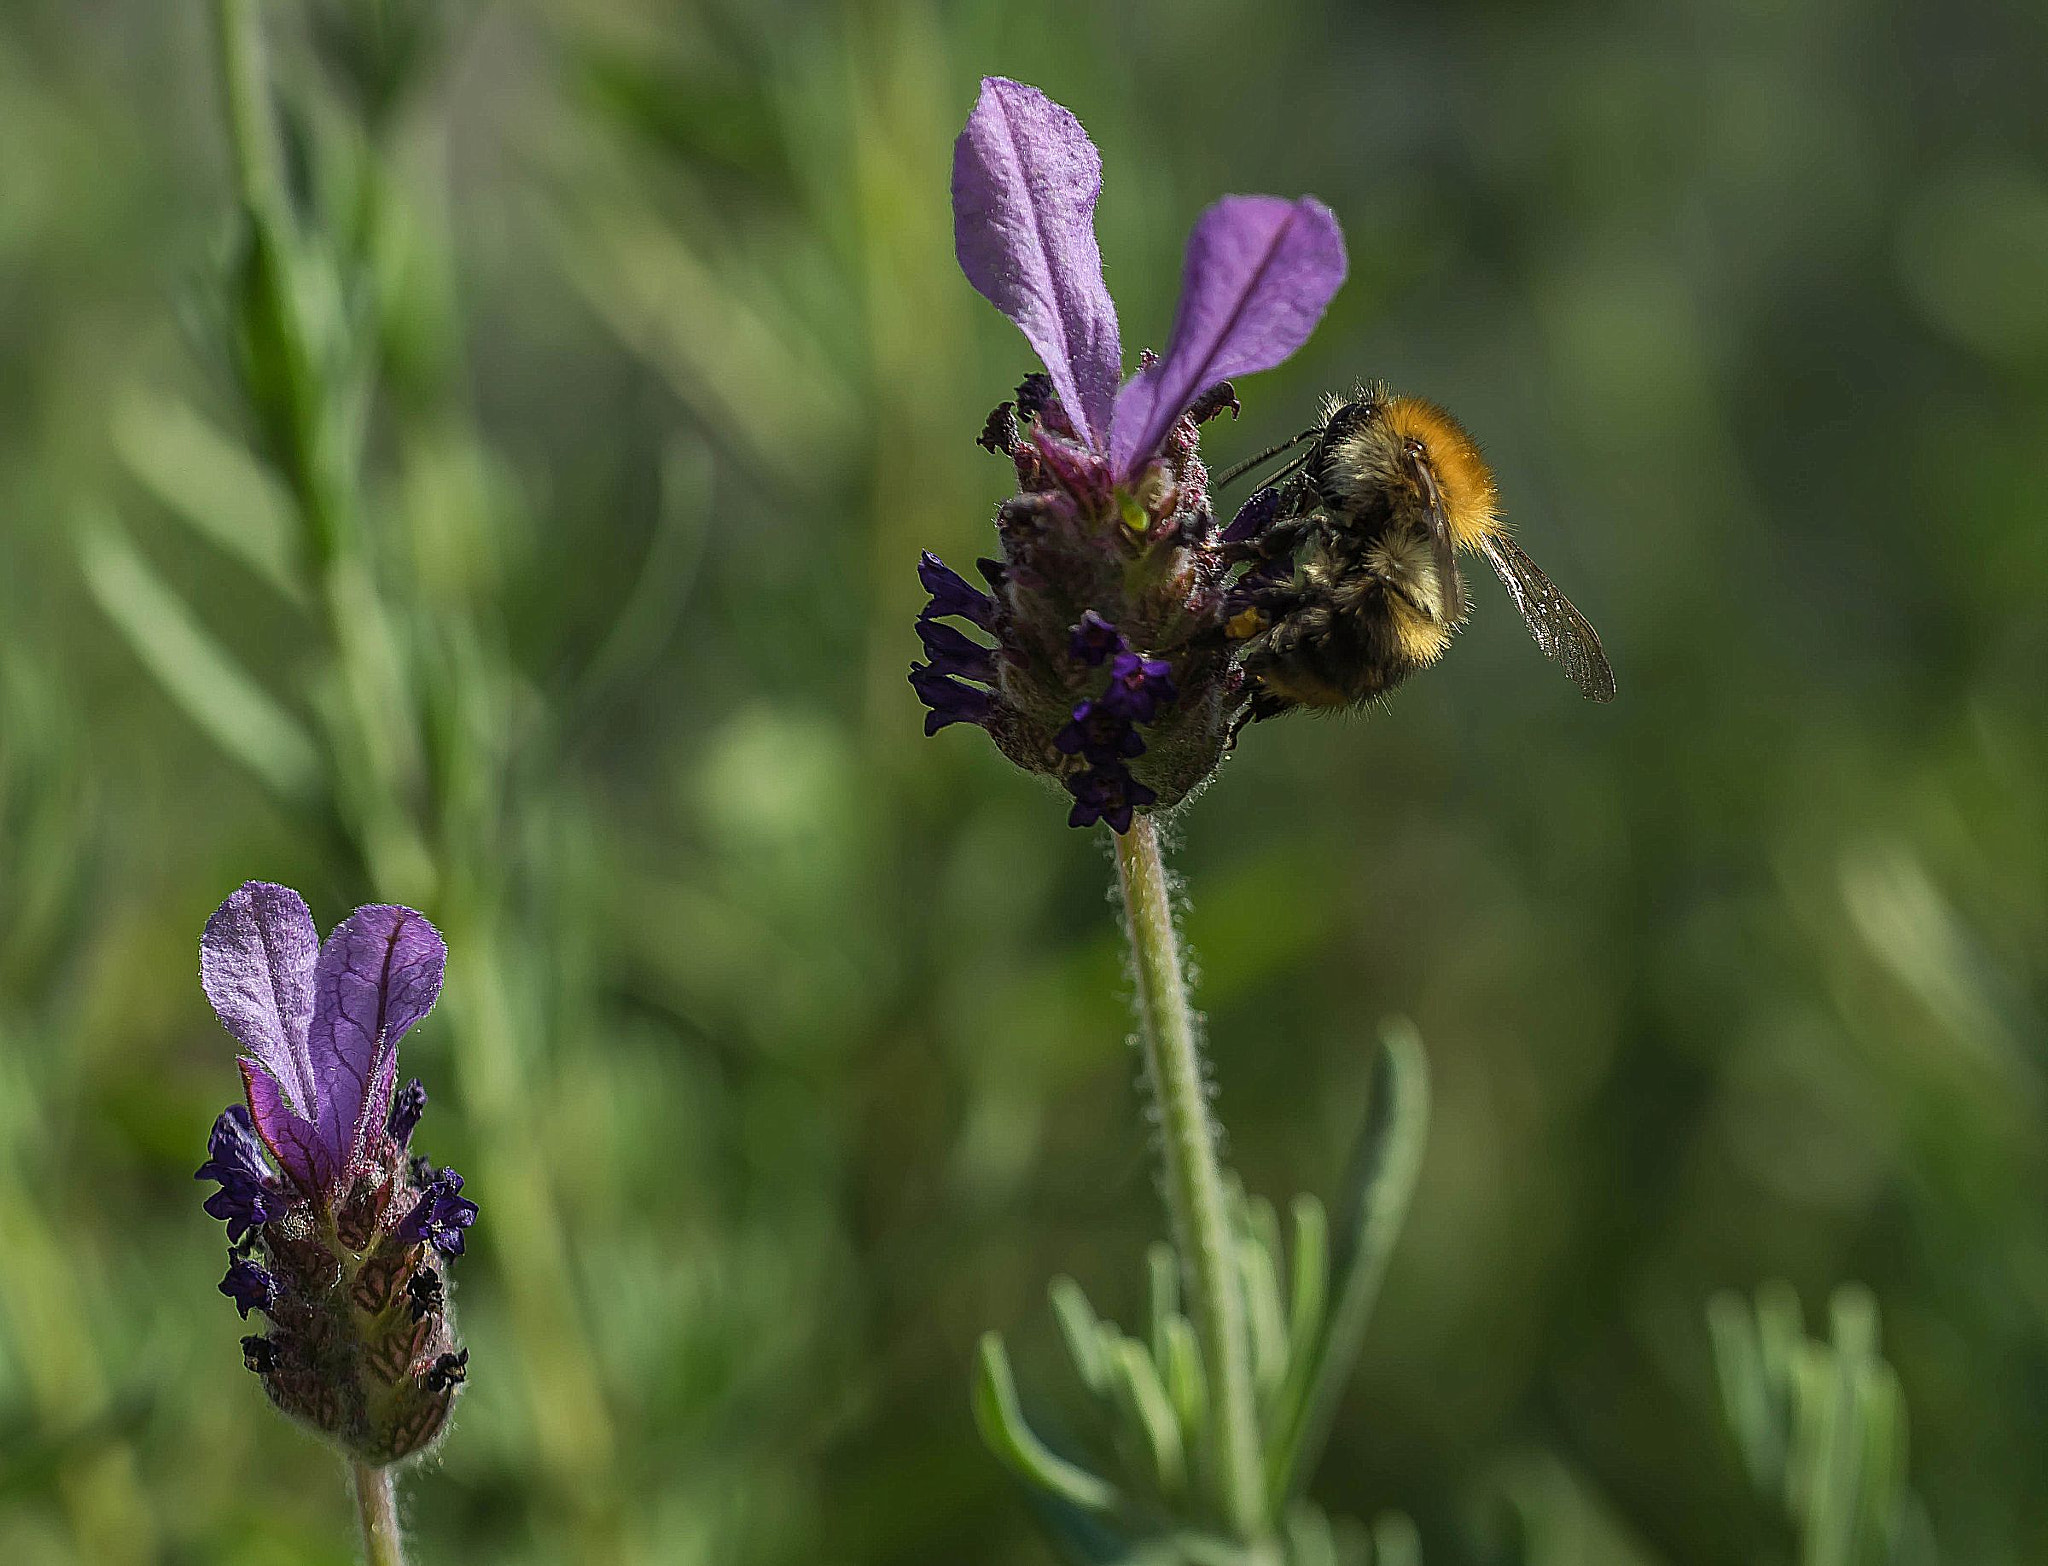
[
  {"left": 917, "top": 78, "right": 1349, "bottom": 828},
  {"left": 197, "top": 882, "right": 474, "bottom": 1466}
]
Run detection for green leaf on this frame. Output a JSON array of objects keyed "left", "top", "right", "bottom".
[
  {"left": 1148, "top": 1242, "right": 1180, "bottom": 1369},
  {"left": 1050, "top": 1276, "right": 1113, "bottom": 1398},
  {"left": 76, "top": 512, "right": 320, "bottom": 804},
  {"left": 971, "top": 1332, "right": 1119, "bottom": 1516},
  {"left": 1370, "top": 1511, "right": 1423, "bottom": 1566},
  {"left": 1159, "top": 1314, "right": 1207, "bottom": 1463},
  {"left": 1108, "top": 1337, "right": 1186, "bottom": 1499},
  {"left": 1707, "top": 1288, "right": 1777, "bottom": 1490},
  {"left": 111, "top": 390, "right": 305, "bottom": 604},
  {"left": 1238, "top": 1221, "right": 1289, "bottom": 1404},
  {"left": 1268, "top": 1019, "right": 1431, "bottom": 1504}
]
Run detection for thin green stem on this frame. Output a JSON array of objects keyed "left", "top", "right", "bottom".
[
  {"left": 212, "top": 0, "right": 286, "bottom": 221},
  {"left": 1112, "top": 816, "right": 1267, "bottom": 1543},
  {"left": 350, "top": 1462, "right": 407, "bottom": 1566}
]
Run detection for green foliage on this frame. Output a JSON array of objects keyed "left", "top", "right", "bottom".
[
  {"left": 1709, "top": 1285, "right": 1935, "bottom": 1566},
  {"left": 979, "top": 1026, "right": 1429, "bottom": 1562},
  {"left": 0, "top": 0, "right": 2040, "bottom": 1561}
]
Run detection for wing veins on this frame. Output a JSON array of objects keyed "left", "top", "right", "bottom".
[{"left": 1480, "top": 535, "right": 1616, "bottom": 702}]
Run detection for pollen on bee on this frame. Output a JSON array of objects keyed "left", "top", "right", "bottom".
[
  {"left": 1382, "top": 396, "right": 1502, "bottom": 549},
  {"left": 1225, "top": 607, "right": 1269, "bottom": 640}
]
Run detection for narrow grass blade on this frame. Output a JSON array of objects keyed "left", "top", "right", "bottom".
[
  {"left": 77, "top": 512, "right": 320, "bottom": 804},
  {"left": 111, "top": 390, "right": 304, "bottom": 604}
]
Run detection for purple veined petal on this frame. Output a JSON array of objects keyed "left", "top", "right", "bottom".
[
  {"left": 240, "top": 1059, "right": 326, "bottom": 1194},
  {"left": 201, "top": 882, "right": 320, "bottom": 1117},
  {"left": 1108, "top": 195, "right": 1347, "bottom": 479},
  {"left": 305, "top": 905, "right": 447, "bottom": 1186},
  {"left": 953, "top": 77, "right": 1123, "bottom": 452}
]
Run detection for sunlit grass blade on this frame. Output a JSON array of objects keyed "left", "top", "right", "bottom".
[
  {"left": 556, "top": 204, "right": 856, "bottom": 490},
  {"left": 77, "top": 511, "right": 320, "bottom": 805},
  {"left": 111, "top": 390, "right": 305, "bottom": 603}
]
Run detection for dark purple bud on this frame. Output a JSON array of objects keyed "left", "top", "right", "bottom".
[
  {"left": 1069, "top": 611, "right": 1126, "bottom": 666},
  {"left": 1054, "top": 699, "right": 1146, "bottom": 765},
  {"left": 397, "top": 1167, "right": 479, "bottom": 1258},
  {"left": 976, "top": 402, "right": 1019, "bottom": 456},
  {"left": 1222, "top": 484, "right": 1285, "bottom": 543},
  {"left": 909, "top": 664, "right": 997, "bottom": 734},
  {"left": 1013, "top": 373, "right": 1061, "bottom": 431},
  {"left": 916, "top": 618, "right": 998, "bottom": 683},
  {"left": 220, "top": 1257, "right": 278, "bottom": 1320},
  {"left": 1187, "top": 382, "right": 1241, "bottom": 425},
  {"left": 1065, "top": 763, "right": 1157, "bottom": 833},
  {"left": 386, "top": 1079, "right": 427, "bottom": 1148},
  {"left": 1100, "top": 651, "right": 1178, "bottom": 722},
  {"left": 407, "top": 1266, "right": 444, "bottom": 1322},
  {"left": 196, "top": 1105, "right": 281, "bottom": 1245},
  {"left": 242, "top": 1335, "right": 278, "bottom": 1374},
  {"left": 918, "top": 551, "right": 998, "bottom": 630},
  {"left": 424, "top": 1348, "right": 469, "bottom": 1393},
  {"left": 975, "top": 558, "right": 1006, "bottom": 593}
]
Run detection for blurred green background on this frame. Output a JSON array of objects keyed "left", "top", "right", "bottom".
[{"left": 2, "top": 0, "right": 2045, "bottom": 1561}]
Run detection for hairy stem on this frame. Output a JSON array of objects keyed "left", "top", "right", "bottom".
[
  {"left": 1113, "top": 816, "right": 1266, "bottom": 1542},
  {"left": 350, "top": 1462, "right": 407, "bottom": 1566}
]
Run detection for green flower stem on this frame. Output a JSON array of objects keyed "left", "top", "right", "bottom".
[
  {"left": 1112, "top": 816, "right": 1267, "bottom": 1543},
  {"left": 350, "top": 1462, "right": 407, "bottom": 1566}
]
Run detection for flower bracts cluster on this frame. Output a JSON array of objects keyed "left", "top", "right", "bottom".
[
  {"left": 195, "top": 882, "right": 472, "bottom": 1465},
  {"left": 911, "top": 77, "right": 1347, "bottom": 829}
]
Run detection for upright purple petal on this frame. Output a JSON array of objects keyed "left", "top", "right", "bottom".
[
  {"left": 1109, "top": 195, "right": 1347, "bottom": 478},
  {"left": 305, "top": 906, "right": 446, "bottom": 1184},
  {"left": 953, "top": 78, "right": 1123, "bottom": 452},
  {"left": 201, "top": 882, "right": 319, "bottom": 1116},
  {"left": 241, "top": 1059, "right": 325, "bottom": 1194}
]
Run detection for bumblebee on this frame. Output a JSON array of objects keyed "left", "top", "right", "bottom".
[{"left": 1220, "top": 386, "right": 1615, "bottom": 729}]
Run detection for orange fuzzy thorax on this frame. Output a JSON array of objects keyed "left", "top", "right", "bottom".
[{"left": 1382, "top": 396, "right": 1503, "bottom": 550}]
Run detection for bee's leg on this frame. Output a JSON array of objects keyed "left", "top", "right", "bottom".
[
  {"left": 1220, "top": 481, "right": 1317, "bottom": 560},
  {"left": 1226, "top": 687, "right": 1295, "bottom": 749}
]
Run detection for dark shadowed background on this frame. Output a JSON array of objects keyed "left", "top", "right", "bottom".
[{"left": 2, "top": 0, "right": 2045, "bottom": 1561}]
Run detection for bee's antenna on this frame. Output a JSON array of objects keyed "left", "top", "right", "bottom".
[{"left": 1214, "top": 428, "right": 1316, "bottom": 490}]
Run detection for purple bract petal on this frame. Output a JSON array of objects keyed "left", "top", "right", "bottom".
[
  {"left": 305, "top": 906, "right": 447, "bottom": 1188},
  {"left": 201, "top": 882, "right": 319, "bottom": 1118},
  {"left": 1109, "top": 195, "right": 1347, "bottom": 479},
  {"left": 953, "top": 78, "right": 1123, "bottom": 452},
  {"left": 240, "top": 1059, "right": 325, "bottom": 1194}
]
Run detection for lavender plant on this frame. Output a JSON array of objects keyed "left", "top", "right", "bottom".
[
  {"left": 922, "top": 80, "right": 1429, "bottom": 1563},
  {"left": 196, "top": 882, "right": 470, "bottom": 1563},
  {"left": 81, "top": 1, "right": 620, "bottom": 1553},
  {"left": 1709, "top": 1284, "right": 1936, "bottom": 1566}
]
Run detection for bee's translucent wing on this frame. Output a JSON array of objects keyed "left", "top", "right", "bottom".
[
  {"left": 1480, "top": 535, "right": 1616, "bottom": 702},
  {"left": 1412, "top": 454, "right": 1468, "bottom": 624}
]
